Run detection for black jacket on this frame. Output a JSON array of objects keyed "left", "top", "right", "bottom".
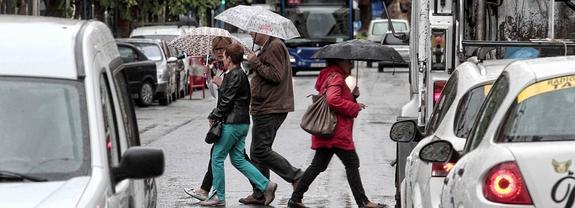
[{"left": 208, "top": 67, "right": 251, "bottom": 124}]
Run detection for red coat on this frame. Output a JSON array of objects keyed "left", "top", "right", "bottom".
[{"left": 311, "top": 65, "right": 362, "bottom": 150}]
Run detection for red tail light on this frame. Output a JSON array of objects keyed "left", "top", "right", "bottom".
[
  {"left": 431, "top": 162, "right": 455, "bottom": 177},
  {"left": 483, "top": 162, "right": 532, "bottom": 205},
  {"left": 433, "top": 80, "right": 446, "bottom": 106}
]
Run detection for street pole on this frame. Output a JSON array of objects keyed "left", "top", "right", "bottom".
[
  {"left": 548, "top": 0, "right": 555, "bottom": 39},
  {"left": 32, "top": 0, "right": 39, "bottom": 16},
  {"left": 65, "top": 0, "right": 69, "bottom": 18}
]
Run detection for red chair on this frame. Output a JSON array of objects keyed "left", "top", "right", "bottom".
[{"left": 188, "top": 57, "right": 206, "bottom": 99}]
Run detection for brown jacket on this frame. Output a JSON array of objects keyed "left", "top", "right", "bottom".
[{"left": 248, "top": 37, "right": 294, "bottom": 115}]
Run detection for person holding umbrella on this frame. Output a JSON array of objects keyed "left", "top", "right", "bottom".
[
  {"left": 215, "top": 5, "right": 304, "bottom": 205},
  {"left": 287, "top": 39, "right": 399, "bottom": 208},
  {"left": 287, "top": 58, "right": 384, "bottom": 208},
  {"left": 200, "top": 43, "right": 278, "bottom": 206},
  {"left": 184, "top": 36, "right": 257, "bottom": 201}
]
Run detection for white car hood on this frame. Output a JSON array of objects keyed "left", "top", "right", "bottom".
[{"left": 0, "top": 176, "right": 90, "bottom": 207}]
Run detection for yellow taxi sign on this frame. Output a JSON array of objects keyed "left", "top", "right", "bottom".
[{"left": 517, "top": 75, "right": 575, "bottom": 103}]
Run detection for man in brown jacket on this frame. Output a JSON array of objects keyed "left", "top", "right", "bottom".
[{"left": 239, "top": 32, "right": 303, "bottom": 205}]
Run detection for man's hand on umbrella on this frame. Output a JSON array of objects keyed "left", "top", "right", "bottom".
[{"left": 247, "top": 50, "right": 257, "bottom": 63}]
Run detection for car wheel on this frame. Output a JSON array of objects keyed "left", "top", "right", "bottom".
[
  {"left": 137, "top": 82, "right": 154, "bottom": 107},
  {"left": 292, "top": 69, "right": 297, "bottom": 76},
  {"left": 159, "top": 92, "right": 170, "bottom": 106}
]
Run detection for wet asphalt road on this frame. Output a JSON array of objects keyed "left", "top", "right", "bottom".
[{"left": 136, "top": 63, "right": 410, "bottom": 207}]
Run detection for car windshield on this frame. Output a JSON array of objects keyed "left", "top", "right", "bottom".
[
  {"left": 498, "top": 75, "right": 575, "bottom": 142},
  {"left": 372, "top": 21, "right": 408, "bottom": 35},
  {"left": 0, "top": 77, "right": 90, "bottom": 181},
  {"left": 130, "top": 42, "right": 163, "bottom": 61},
  {"left": 284, "top": 0, "right": 350, "bottom": 43},
  {"left": 453, "top": 84, "right": 492, "bottom": 138}
]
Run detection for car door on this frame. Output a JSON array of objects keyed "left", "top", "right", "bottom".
[{"left": 445, "top": 74, "right": 510, "bottom": 206}]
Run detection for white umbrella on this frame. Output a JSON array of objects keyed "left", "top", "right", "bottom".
[
  {"left": 215, "top": 5, "right": 300, "bottom": 40},
  {"left": 168, "top": 27, "right": 246, "bottom": 57}
]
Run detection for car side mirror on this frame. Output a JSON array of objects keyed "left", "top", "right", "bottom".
[
  {"left": 419, "top": 140, "right": 456, "bottom": 163},
  {"left": 390, "top": 120, "right": 421, "bottom": 142},
  {"left": 113, "top": 147, "right": 165, "bottom": 182},
  {"left": 167, "top": 57, "right": 178, "bottom": 63}
]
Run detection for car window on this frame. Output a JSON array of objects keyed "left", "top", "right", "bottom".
[
  {"left": 465, "top": 74, "right": 509, "bottom": 152},
  {"left": 372, "top": 21, "right": 408, "bottom": 35},
  {"left": 427, "top": 72, "right": 458, "bottom": 134},
  {"left": 130, "top": 43, "right": 163, "bottom": 61},
  {"left": 497, "top": 74, "right": 575, "bottom": 142},
  {"left": 112, "top": 67, "right": 141, "bottom": 146},
  {"left": 118, "top": 46, "right": 137, "bottom": 63},
  {"left": 453, "top": 84, "right": 493, "bottom": 138},
  {"left": 0, "top": 77, "right": 90, "bottom": 180},
  {"left": 100, "top": 74, "right": 121, "bottom": 167}
]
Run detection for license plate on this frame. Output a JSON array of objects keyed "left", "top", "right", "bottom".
[{"left": 310, "top": 63, "right": 326, "bottom": 68}]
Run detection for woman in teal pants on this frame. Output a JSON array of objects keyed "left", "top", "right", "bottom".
[{"left": 199, "top": 43, "right": 277, "bottom": 206}]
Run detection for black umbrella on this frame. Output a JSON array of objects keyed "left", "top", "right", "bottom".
[{"left": 312, "top": 39, "right": 405, "bottom": 63}]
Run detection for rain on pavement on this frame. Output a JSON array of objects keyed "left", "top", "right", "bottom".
[{"left": 136, "top": 63, "right": 408, "bottom": 207}]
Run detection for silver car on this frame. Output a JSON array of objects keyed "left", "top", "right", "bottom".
[
  {"left": 390, "top": 58, "right": 513, "bottom": 208},
  {"left": 418, "top": 56, "right": 575, "bottom": 207},
  {"left": 0, "top": 16, "right": 164, "bottom": 207}
]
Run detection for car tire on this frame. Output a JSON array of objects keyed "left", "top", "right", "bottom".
[
  {"left": 136, "top": 82, "right": 154, "bottom": 107},
  {"left": 159, "top": 92, "right": 170, "bottom": 106},
  {"left": 292, "top": 69, "right": 297, "bottom": 76}
]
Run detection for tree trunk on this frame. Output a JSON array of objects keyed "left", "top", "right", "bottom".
[
  {"left": 18, "top": 0, "right": 25, "bottom": 14},
  {"left": 358, "top": 0, "right": 371, "bottom": 32}
]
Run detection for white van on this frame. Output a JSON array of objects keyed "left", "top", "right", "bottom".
[{"left": 0, "top": 16, "right": 164, "bottom": 208}]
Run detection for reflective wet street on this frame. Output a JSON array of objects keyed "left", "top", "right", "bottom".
[{"left": 136, "top": 63, "right": 408, "bottom": 207}]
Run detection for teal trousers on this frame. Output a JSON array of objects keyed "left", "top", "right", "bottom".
[{"left": 211, "top": 123, "right": 269, "bottom": 200}]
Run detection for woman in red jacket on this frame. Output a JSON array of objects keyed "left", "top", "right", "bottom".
[{"left": 288, "top": 59, "right": 384, "bottom": 208}]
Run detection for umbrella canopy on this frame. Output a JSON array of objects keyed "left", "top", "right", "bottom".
[
  {"left": 169, "top": 27, "right": 246, "bottom": 57},
  {"left": 312, "top": 39, "right": 405, "bottom": 63},
  {"left": 214, "top": 5, "right": 300, "bottom": 40}
]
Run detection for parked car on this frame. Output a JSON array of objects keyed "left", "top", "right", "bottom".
[
  {"left": 130, "top": 24, "right": 194, "bottom": 98},
  {"left": 0, "top": 16, "right": 164, "bottom": 207},
  {"left": 116, "top": 38, "right": 181, "bottom": 105},
  {"left": 116, "top": 42, "right": 159, "bottom": 107},
  {"left": 366, "top": 19, "right": 410, "bottom": 71},
  {"left": 389, "top": 58, "right": 513, "bottom": 208},
  {"left": 417, "top": 56, "right": 575, "bottom": 207}
]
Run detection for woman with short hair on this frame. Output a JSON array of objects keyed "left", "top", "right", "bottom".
[{"left": 199, "top": 43, "right": 277, "bottom": 206}]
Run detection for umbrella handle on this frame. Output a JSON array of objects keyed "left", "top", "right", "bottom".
[
  {"left": 355, "top": 61, "right": 359, "bottom": 87},
  {"left": 251, "top": 33, "right": 257, "bottom": 51}
]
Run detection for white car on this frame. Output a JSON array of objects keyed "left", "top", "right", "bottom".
[
  {"left": 366, "top": 19, "right": 410, "bottom": 71},
  {"left": 390, "top": 58, "right": 513, "bottom": 208},
  {"left": 130, "top": 24, "right": 195, "bottom": 99},
  {"left": 417, "top": 56, "right": 575, "bottom": 208},
  {"left": 0, "top": 16, "right": 164, "bottom": 207}
]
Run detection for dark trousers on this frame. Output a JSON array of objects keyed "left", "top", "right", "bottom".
[
  {"left": 290, "top": 148, "right": 370, "bottom": 206},
  {"left": 251, "top": 113, "right": 302, "bottom": 196},
  {"left": 200, "top": 145, "right": 253, "bottom": 191}
]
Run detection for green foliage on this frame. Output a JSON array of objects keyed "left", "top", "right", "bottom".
[{"left": 98, "top": 0, "right": 219, "bottom": 23}]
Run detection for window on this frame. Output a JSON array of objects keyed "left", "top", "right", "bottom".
[
  {"left": 427, "top": 72, "right": 458, "bottom": 135},
  {"left": 496, "top": 75, "right": 575, "bottom": 142},
  {"left": 464, "top": 74, "right": 509, "bottom": 153},
  {"left": 453, "top": 84, "right": 492, "bottom": 138},
  {"left": 100, "top": 74, "right": 121, "bottom": 166},
  {"left": 130, "top": 42, "right": 163, "bottom": 61},
  {"left": 118, "top": 46, "right": 137, "bottom": 63},
  {"left": 372, "top": 21, "right": 408, "bottom": 35},
  {"left": 112, "top": 66, "right": 141, "bottom": 147},
  {"left": 0, "top": 77, "right": 90, "bottom": 181}
]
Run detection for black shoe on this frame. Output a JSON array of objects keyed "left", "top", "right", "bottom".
[
  {"left": 263, "top": 181, "right": 278, "bottom": 205},
  {"left": 287, "top": 199, "right": 308, "bottom": 208},
  {"left": 238, "top": 194, "right": 265, "bottom": 205}
]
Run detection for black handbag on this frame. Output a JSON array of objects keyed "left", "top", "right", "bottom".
[{"left": 205, "top": 121, "right": 222, "bottom": 144}]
